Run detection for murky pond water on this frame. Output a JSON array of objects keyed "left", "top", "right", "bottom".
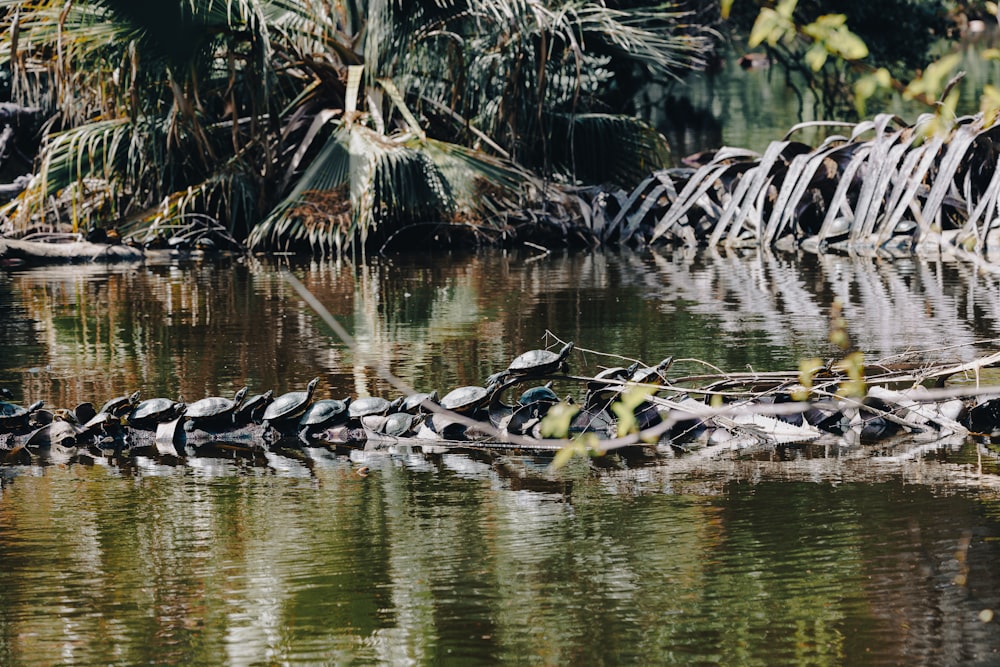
[{"left": 3, "top": 248, "right": 1000, "bottom": 665}]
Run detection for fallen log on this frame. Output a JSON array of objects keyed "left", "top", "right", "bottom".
[{"left": 0, "top": 237, "right": 144, "bottom": 265}]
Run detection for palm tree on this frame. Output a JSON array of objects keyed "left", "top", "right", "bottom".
[{"left": 0, "top": 0, "right": 713, "bottom": 254}]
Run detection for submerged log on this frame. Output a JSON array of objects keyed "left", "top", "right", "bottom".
[{"left": 0, "top": 238, "right": 144, "bottom": 265}]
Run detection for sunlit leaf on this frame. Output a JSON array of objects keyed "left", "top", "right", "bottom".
[
  {"left": 805, "top": 43, "right": 828, "bottom": 71},
  {"left": 981, "top": 85, "right": 1000, "bottom": 125},
  {"left": 795, "top": 357, "right": 823, "bottom": 400},
  {"left": 539, "top": 401, "right": 579, "bottom": 439},
  {"left": 824, "top": 27, "right": 868, "bottom": 60},
  {"left": 551, "top": 433, "right": 603, "bottom": 469},
  {"left": 776, "top": 0, "right": 798, "bottom": 20},
  {"left": 749, "top": 9, "right": 780, "bottom": 48},
  {"left": 611, "top": 387, "right": 654, "bottom": 437},
  {"left": 904, "top": 53, "right": 962, "bottom": 102}
]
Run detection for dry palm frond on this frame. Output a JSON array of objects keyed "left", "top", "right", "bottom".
[{"left": 590, "top": 113, "right": 1000, "bottom": 258}]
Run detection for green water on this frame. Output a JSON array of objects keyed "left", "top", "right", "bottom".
[
  {"left": 2, "top": 248, "right": 1000, "bottom": 665},
  {"left": 1, "top": 460, "right": 998, "bottom": 665}
]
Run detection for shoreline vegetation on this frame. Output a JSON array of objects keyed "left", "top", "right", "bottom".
[
  {"left": 5, "top": 110, "right": 1000, "bottom": 266},
  {"left": 0, "top": 2, "right": 999, "bottom": 266}
]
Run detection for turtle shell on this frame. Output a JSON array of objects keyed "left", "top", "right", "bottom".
[
  {"left": 440, "top": 385, "right": 489, "bottom": 413},
  {"left": 26, "top": 420, "right": 81, "bottom": 450},
  {"left": 99, "top": 390, "right": 141, "bottom": 418},
  {"left": 0, "top": 399, "right": 43, "bottom": 431},
  {"left": 348, "top": 396, "right": 392, "bottom": 419},
  {"left": 0, "top": 401, "right": 30, "bottom": 421},
  {"left": 235, "top": 390, "right": 274, "bottom": 424},
  {"left": 301, "top": 399, "right": 351, "bottom": 427},
  {"left": 630, "top": 357, "right": 674, "bottom": 385},
  {"left": 518, "top": 385, "right": 559, "bottom": 406},
  {"left": 129, "top": 398, "right": 183, "bottom": 425},
  {"left": 263, "top": 377, "right": 321, "bottom": 423},
  {"left": 380, "top": 412, "right": 415, "bottom": 436},
  {"left": 507, "top": 341, "right": 574, "bottom": 375},
  {"left": 400, "top": 391, "right": 438, "bottom": 414},
  {"left": 187, "top": 387, "right": 248, "bottom": 419}
]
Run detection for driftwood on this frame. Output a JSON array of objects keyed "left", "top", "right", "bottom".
[{"left": 0, "top": 237, "right": 144, "bottom": 264}]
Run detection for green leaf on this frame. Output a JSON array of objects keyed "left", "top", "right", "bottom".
[
  {"left": 776, "top": 0, "right": 798, "bottom": 20},
  {"left": 749, "top": 9, "right": 780, "bottom": 48},
  {"left": 610, "top": 387, "right": 653, "bottom": 437},
  {"left": 904, "top": 53, "right": 962, "bottom": 101},
  {"left": 825, "top": 28, "right": 868, "bottom": 60},
  {"left": 805, "top": 43, "right": 828, "bottom": 71},
  {"left": 551, "top": 433, "right": 603, "bottom": 469},
  {"left": 539, "top": 402, "right": 579, "bottom": 439}
]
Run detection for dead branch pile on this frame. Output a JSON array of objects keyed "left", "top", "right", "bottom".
[{"left": 583, "top": 112, "right": 1000, "bottom": 260}]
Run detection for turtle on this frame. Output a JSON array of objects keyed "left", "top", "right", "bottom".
[
  {"left": 489, "top": 342, "right": 575, "bottom": 384},
  {"left": 128, "top": 398, "right": 186, "bottom": 431},
  {"left": 234, "top": 390, "right": 274, "bottom": 426},
  {"left": 587, "top": 362, "right": 640, "bottom": 393},
  {"left": 0, "top": 397, "right": 44, "bottom": 433},
  {"left": 391, "top": 391, "right": 439, "bottom": 415},
  {"left": 629, "top": 357, "right": 674, "bottom": 385},
  {"left": 77, "top": 410, "right": 125, "bottom": 442},
  {"left": 440, "top": 384, "right": 493, "bottom": 415},
  {"left": 379, "top": 412, "right": 416, "bottom": 437},
  {"left": 184, "top": 387, "right": 249, "bottom": 431},
  {"left": 299, "top": 398, "right": 352, "bottom": 439},
  {"left": 99, "top": 390, "right": 142, "bottom": 419},
  {"left": 262, "top": 377, "right": 321, "bottom": 431},
  {"left": 348, "top": 396, "right": 392, "bottom": 421},
  {"left": 518, "top": 384, "right": 559, "bottom": 406},
  {"left": 508, "top": 341, "right": 574, "bottom": 377},
  {"left": 486, "top": 382, "right": 558, "bottom": 429}
]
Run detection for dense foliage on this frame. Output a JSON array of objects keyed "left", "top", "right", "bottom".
[{"left": 0, "top": 0, "right": 713, "bottom": 253}]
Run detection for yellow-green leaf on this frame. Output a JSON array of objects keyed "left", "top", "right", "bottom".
[
  {"left": 797, "top": 357, "right": 823, "bottom": 398},
  {"left": 826, "top": 28, "right": 868, "bottom": 60},
  {"left": 981, "top": 84, "right": 1000, "bottom": 125},
  {"left": 721, "top": 0, "right": 734, "bottom": 19},
  {"left": 805, "top": 43, "right": 828, "bottom": 71},
  {"left": 776, "top": 0, "right": 798, "bottom": 20},
  {"left": 539, "top": 401, "right": 579, "bottom": 439},
  {"left": 748, "top": 9, "right": 779, "bottom": 48},
  {"left": 904, "top": 53, "right": 962, "bottom": 101},
  {"left": 611, "top": 387, "right": 653, "bottom": 437},
  {"left": 551, "top": 439, "right": 587, "bottom": 469}
]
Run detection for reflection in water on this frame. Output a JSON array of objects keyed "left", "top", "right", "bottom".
[
  {"left": 3, "top": 250, "right": 1000, "bottom": 664},
  {"left": 3, "top": 249, "right": 1000, "bottom": 408},
  {"left": 0, "top": 455, "right": 998, "bottom": 665}
]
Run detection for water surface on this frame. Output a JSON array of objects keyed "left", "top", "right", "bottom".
[{"left": 2, "top": 248, "right": 1000, "bottom": 665}]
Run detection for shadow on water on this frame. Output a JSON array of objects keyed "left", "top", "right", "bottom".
[{"left": 3, "top": 248, "right": 1000, "bottom": 664}]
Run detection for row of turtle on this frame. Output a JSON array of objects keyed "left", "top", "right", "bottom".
[
  {"left": 0, "top": 342, "right": 598, "bottom": 452},
  {"left": 5, "top": 340, "right": 1000, "bottom": 459}
]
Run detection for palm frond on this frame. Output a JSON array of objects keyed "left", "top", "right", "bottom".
[{"left": 549, "top": 113, "right": 670, "bottom": 187}]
